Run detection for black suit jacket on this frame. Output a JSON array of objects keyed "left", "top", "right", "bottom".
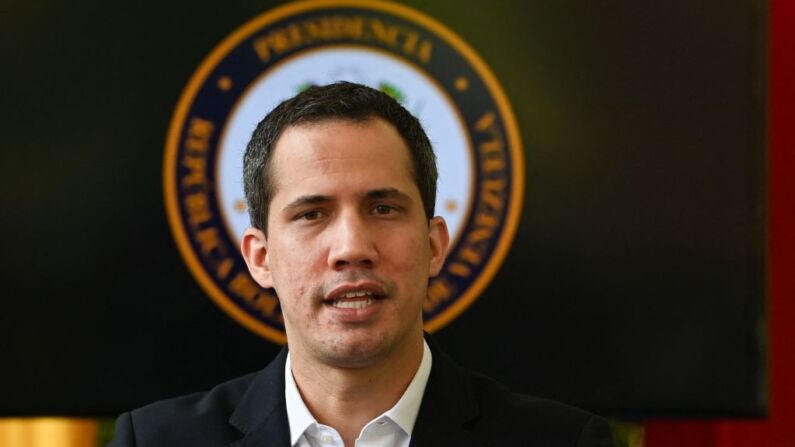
[{"left": 109, "top": 338, "right": 612, "bottom": 446}]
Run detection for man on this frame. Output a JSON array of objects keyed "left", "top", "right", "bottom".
[{"left": 109, "top": 82, "right": 612, "bottom": 446}]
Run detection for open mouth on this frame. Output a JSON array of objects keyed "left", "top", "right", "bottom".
[{"left": 324, "top": 289, "right": 384, "bottom": 309}]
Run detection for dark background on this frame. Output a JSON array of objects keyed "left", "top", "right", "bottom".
[{"left": 0, "top": 1, "right": 766, "bottom": 418}]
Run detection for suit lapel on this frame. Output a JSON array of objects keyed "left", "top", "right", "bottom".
[
  {"left": 409, "top": 336, "right": 485, "bottom": 447},
  {"left": 227, "top": 346, "right": 291, "bottom": 447}
]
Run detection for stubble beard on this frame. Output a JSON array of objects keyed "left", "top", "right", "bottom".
[{"left": 295, "top": 271, "right": 422, "bottom": 369}]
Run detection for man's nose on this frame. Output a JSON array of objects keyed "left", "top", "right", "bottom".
[{"left": 327, "top": 211, "right": 377, "bottom": 270}]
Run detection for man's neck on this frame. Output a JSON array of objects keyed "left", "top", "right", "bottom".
[{"left": 289, "top": 333, "right": 425, "bottom": 445}]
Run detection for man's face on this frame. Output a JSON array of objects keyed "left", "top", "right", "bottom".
[{"left": 242, "top": 118, "right": 448, "bottom": 368}]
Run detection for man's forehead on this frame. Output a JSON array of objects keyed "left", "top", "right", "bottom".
[
  {"left": 278, "top": 116, "right": 379, "bottom": 140},
  {"left": 271, "top": 117, "right": 412, "bottom": 172},
  {"left": 267, "top": 116, "right": 415, "bottom": 196}
]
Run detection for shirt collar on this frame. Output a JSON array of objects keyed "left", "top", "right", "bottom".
[
  {"left": 284, "top": 352, "right": 317, "bottom": 446},
  {"left": 383, "top": 340, "right": 432, "bottom": 435},
  {"left": 284, "top": 340, "right": 433, "bottom": 445}
]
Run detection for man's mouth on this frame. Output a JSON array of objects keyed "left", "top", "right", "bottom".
[
  {"left": 329, "top": 291, "right": 376, "bottom": 309},
  {"left": 323, "top": 286, "right": 385, "bottom": 310}
]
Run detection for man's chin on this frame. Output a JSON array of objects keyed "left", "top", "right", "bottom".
[{"left": 313, "top": 331, "right": 396, "bottom": 368}]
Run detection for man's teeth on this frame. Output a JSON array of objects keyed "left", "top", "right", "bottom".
[
  {"left": 330, "top": 291, "right": 376, "bottom": 309},
  {"left": 332, "top": 297, "right": 375, "bottom": 309},
  {"left": 343, "top": 290, "right": 372, "bottom": 298}
]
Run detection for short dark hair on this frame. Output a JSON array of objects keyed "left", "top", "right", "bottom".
[{"left": 243, "top": 81, "right": 437, "bottom": 232}]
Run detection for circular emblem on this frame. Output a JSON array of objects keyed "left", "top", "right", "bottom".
[{"left": 164, "top": 0, "right": 524, "bottom": 343}]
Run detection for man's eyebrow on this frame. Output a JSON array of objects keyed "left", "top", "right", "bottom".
[
  {"left": 282, "top": 195, "right": 331, "bottom": 213},
  {"left": 363, "top": 188, "right": 411, "bottom": 201},
  {"left": 281, "top": 189, "right": 410, "bottom": 213}
]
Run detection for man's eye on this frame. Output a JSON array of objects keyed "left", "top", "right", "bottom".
[
  {"left": 373, "top": 205, "right": 395, "bottom": 215},
  {"left": 299, "top": 210, "right": 321, "bottom": 221}
]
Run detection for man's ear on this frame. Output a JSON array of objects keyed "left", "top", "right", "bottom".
[
  {"left": 428, "top": 216, "right": 450, "bottom": 277},
  {"left": 241, "top": 227, "right": 273, "bottom": 288}
]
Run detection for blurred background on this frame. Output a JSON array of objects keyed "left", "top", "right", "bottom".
[{"left": 1, "top": 0, "right": 792, "bottom": 445}]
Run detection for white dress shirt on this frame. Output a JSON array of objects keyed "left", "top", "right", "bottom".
[{"left": 284, "top": 341, "right": 432, "bottom": 447}]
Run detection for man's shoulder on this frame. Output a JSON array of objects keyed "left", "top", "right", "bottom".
[
  {"left": 466, "top": 369, "right": 613, "bottom": 446},
  {"left": 132, "top": 370, "right": 257, "bottom": 421},
  {"left": 469, "top": 369, "right": 592, "bottom": 420},
  {"left": 421, "top": 339, "right": 612, "bottom": 446},
  {"left": 109, "top": 371, "right": 259, "bottom": 447}
]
